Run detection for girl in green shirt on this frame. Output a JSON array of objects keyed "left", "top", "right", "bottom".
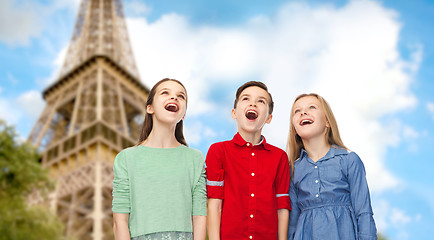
[{"left": 112, "top": 78, "right": 207, "bottom": 240}]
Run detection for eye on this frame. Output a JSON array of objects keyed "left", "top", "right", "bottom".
[
  {"left": 161, "top": 91, "right": 168, "bottom": 95},
  {"left": 294, "top": 109, "right": 300, "bottom": 114},
  {"left": 178, "top": 94, "right": 185, "bottom": 100},
  {"left": 310, "top": 105, "right": 316, "bottom": 109},
  {"left": 258, "top": 99, "right": 266, "bottom": 104},
  {"left": 242, "top": 97, "right": 249, "bottom": 101}
]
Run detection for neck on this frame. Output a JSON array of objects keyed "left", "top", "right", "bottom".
[
  {"left": 302, "top": 135, "right": 330, "bottom": 162},
  {"left": 238, "top": 129, "right": 262, "bottom": 145},
  {"left": 142, "top": 121, "right": 181, "bottom": 148}
]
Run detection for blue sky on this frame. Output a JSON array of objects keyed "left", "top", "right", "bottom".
[{"left": 1, "top": 0, "right": 433, "bottom": 239}]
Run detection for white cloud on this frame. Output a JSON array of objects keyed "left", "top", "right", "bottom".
[
  {"left": 124, "top": 0, "right": 152, "bottom": 17},
  {"left": 427, "top": 102, "right": 434, "bottom": 120},
  {"left": 374, "top": 199, "right": 414, "bottom": 239},
  {"left": 16, "top": 90, "right": 45, "bottom": 120},
  {"left": 390, "top": 208, "right": 411, "bottom": 226},
  {"left": 403, "top": 126, "right": 419, "bottom": 139},
  {"left": 0, "top": 90, "right": 44, "bottom": 135},
  {"left": 37, "top": 45, "right": 68, "bottom": 87},
  {"left": 6, "top": 73, "right": 18, "bottom": 85},
  {"left": 401, "top": 125, "right": 420, "bottom": 152},
  {"left": 184, "top": 121, "right": 218, "bottom": 146},
  {"left": 126, "top": 0, "right": 419, "bottom": 192},
  {"left": 0, "top": 0, "right": 44, "bottom": 46},
  {"left": 0, "top": 98, "right": 22, "bottom": 124}
]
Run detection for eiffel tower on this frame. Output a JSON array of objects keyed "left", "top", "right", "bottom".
[{"left": 28, "top": 0, "right": 148, "bottom": 239}]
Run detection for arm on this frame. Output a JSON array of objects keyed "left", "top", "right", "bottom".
[
  {"left": 288, "top": 179, "right": 299, "bottom": 240},
  {"left": 278, "top": 209, "right": 289, "bottom": 240},
  {"left": 205, "top": 144, "right": 225, "bottom": 240},
  {"left": 274, "top": 152, "right": 291, "bottom": 240},
  {"left": 347, "top": 152, "right": 377, "bottom": 240},
  {"left": 113, "top": 213, "right": 131, "bottom": 240},
  {"left": 207, "top": 198, "right": 222, "bottom": 240},
  {"left": 192, "top": 215, "right": 207, "bottom": 240},
  {"left": 112, "top": 151, "right": 132, "bottom": 239},
  {"left": 192, "top": 155, "right": 208, "bottom": 240}
]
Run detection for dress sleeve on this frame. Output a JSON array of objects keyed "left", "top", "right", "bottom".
[
  {"left": 347, "top": 152, "right": 377, "bottom": 240},
  {"left": 205, "top": 143, "right": 225, "bottom": 199},
  {"left": 192, "top": 152, "right": 207, "bottom": 216},
  {"left": 112, "top": 150, "right": 131, "bottom": 213},
  {"left": 274, "top": 151, "right": 291, "bottom": 210},
  {"left": 288, "top": 177, "right": 299, "bottom": 240}
]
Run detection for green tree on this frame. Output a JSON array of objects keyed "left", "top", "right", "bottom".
[
  {"left": 0, "top": 120, "right": 66, "bottom": 240},
  {"left": 378, "top": 232, "right": 388, "bottom": 240}
]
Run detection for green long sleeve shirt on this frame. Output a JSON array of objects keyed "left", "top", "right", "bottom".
[{"left": 112, "top": 145, "right": 207, "bottom": 238}]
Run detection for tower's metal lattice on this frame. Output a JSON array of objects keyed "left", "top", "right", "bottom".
[{"left": 28, "top": 0, "right": 148, "bottom": 239}]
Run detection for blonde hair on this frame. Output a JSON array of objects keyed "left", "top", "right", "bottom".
[{"left": 286, "top": 93, "right": 346, "bottom": 177}]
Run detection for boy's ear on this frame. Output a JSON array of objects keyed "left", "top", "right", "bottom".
[
  {"left": 146, "top": 105, "right": 154, "bottom": 114},
  {"left": 265, "top": 114, "right": 272, "bottom": 124},
  {"left": 231, "top": 108, "right": 237, "bottom": 119}
]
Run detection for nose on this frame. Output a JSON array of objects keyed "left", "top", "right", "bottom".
[{"left": 170, "top": 95, "right": 177, "bottom": 100}]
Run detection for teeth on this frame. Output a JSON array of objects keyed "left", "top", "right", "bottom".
[
  {"left": 245, "top": 110, "right": 258, "bottom": 120},
  {"left": 301, "top": 119, "right": 313, "bottom": 125},
  {"left": 165, "top": 103, "right": 178, "bottom": 112}
]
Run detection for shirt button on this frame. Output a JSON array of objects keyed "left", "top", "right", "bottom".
[
  {"left": 249, "top": 236, "right": 253, "bottom": 239},
  {"left": 251, "top": 173, "right": 255, "bottom": 176},
  {"left": 314, "top": 166, "right": 318, "bottom": 169},
  {"left": 315, "top": 194, "right": 319, "bottom": 197},
  {"left": 250, "top": 214, "right": 254, "bottom": 218},
  {"left": 315, "top": 180, "right": 319, "bottom": 183},
  {"left": 247, "top": 143, "right": 250, "bottom": 146},
  {"left": 251, "top": 193, "right": 255, "bottom": 197},
  {"left": 251, "top": 152, "right": 255, "bottom": 156}
]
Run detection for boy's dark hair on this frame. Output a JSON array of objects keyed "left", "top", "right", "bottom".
[{"left": 234, "top": 81, "right": 274, "bottom": 114}]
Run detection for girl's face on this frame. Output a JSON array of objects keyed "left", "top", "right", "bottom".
[
  {"left": 147, "top": 80, "right": 187, "bottom": 125},
  {"left": 292, "top": 96, "right": 330, "bottom": 141}
]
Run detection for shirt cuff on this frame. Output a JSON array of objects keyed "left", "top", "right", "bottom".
[
  {"left": 207, "top": 186, "right": 224, "bottom": 199},
  {"left": 276, "top": 194, "right": 291, "bottom": 210}
]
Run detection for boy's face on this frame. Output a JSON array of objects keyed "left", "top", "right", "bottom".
[{"left": 232, "top": 86, "right": 272, "bottom": 134}]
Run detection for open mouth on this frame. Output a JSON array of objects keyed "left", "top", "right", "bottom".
[
  {"left": 300, "top": 119, "right": 313, "bottom": 126},
  {"left": 165, "top": 103, "right": 179, "bottom": 112},
  {"left": 245, "top": 110, "right": 258, "bottom": 120}
]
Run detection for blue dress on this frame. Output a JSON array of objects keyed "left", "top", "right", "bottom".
[{"left": 288, "top": 146, "right": 377, "bottom": 240}]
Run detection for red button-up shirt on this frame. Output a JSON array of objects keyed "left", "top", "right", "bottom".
[{"left": 206, "top": 133, "right": 291, "bottom": 240}]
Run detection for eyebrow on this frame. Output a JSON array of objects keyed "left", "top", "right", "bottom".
[
  {"left": 160, "top": 88, "right": 186, "bottom": 95},
  {"left": 240, "top": 93, "right": 268, "bottom": 101}
]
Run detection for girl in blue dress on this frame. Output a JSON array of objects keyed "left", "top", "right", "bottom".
[{"left": 286, "top": 93, "right": 377, "bottom": 240}]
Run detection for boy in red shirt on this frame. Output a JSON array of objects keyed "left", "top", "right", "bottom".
[{"left": 207, "top": 81, "right": 290, "bottom": 240}]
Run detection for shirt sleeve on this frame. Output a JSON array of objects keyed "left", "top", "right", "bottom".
[
  {"left": 274, "top": 151, "right": 291, "bottom": 210},
  {"left": 112, "top": 150, "right": 131, "bottom": 213},
  {"left": 288, "top": 178, "right": 300, "bottom": 240},
  {"left": 347, "top": 152, "right": 377, "bottom": 240},
  {"left": 192, "top": 153, "right": 207, "bottom": 216},
  {"left": 205, "top": 143, "right": 225, "bottom": 199}
]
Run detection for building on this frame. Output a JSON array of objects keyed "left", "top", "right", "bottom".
[{"left": 28, "top": 0, "right": 148, "bottom": 239}]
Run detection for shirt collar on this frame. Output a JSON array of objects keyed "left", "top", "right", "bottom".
[
  {"left": 232, "top": 132, "right": 271, "bottom": 150},
  {"left": 298, "top": 145, "right": 347, "bottom": 162}
]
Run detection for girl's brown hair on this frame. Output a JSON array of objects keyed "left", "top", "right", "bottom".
[
  {"left": 137, "top": 78, "right": 188, "bottom": 146},
  {"left": 286, "top": 93, "right": 346, "bottom": 177}
]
